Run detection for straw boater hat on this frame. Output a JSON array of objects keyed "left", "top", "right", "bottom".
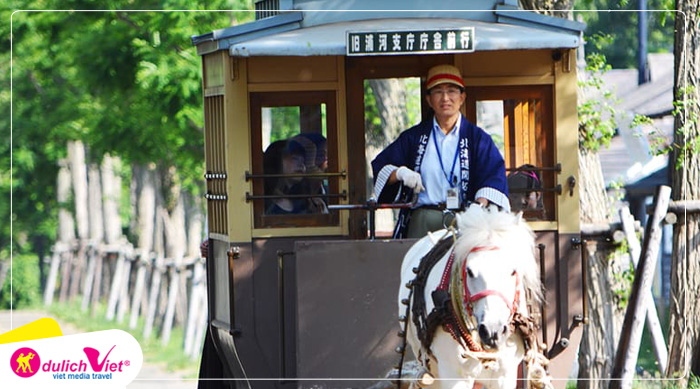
[{"left": 426, "top": 64, "right": 465, "bottom": 90}]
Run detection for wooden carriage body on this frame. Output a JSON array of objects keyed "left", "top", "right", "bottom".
[{"left": 193, "top": 2, "right": 586, "bottom": 388}]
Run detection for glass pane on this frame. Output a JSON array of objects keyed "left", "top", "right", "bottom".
[
  {"left": 477, "top": 101, "right": 505, "bottom": 158},
  {"left": 261, "top": 104, "right": 329, "bottom": 216},
  {"left": 477, "top": 98, "right": 552, "bottom": 221},
  {"left": 364, "top": 78, "right": 422, "bottom": 236}
]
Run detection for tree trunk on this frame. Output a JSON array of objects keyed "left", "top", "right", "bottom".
[
  {"left": 46, "top": 159, "right": 74, "bottom": 306},
  {"left": 667, "top": 0, "right": 700, "bottom": 381},
  {"left": 513, "top": 3, "right": 622, "bottom": 385},
  {"left": 134, "top": 164, "right": 157, "bottom": 253},
  {"left": 69, "top": 141, "right": 89, "bottom": 241},
  {"left": 160, "top": 169, "right": 187, "bottom": 345},
  {"left": 67, "top": 140, "right": 89, "bottom": 300},
  {"left": 186, "top": 192, "right": 204, "bottom": 259},
  {"left": 576, "top": 149, "right": 625, "bottom": 389},
  {"left": 0, "top": 260, "right": 9, "bottom": 298},
  {"left": 366, "top": 79, "right": 412, "bottom": 229},
  {"left": 517, "top": 0, "right": 574, "bottom": 18},
  {"left": 57, "top": 159, "right": 75, "bottom": 243},
  {"left": 82, "top": 162, "right": 103, "bottom": 307},
  {"left": 127, "top": 164, "right": 157, "bottom": 323},
  {"left": 88, "top": 162, "right": 104, "bottom": 243},
  {"left": 102, "top": 155, "right": 122, "bottom": 245}
]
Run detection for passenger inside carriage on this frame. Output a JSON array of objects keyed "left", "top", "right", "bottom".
[
  {"left": 507, "top": 164, "right": 544, "bottom": 216},
  {"left": 263, "top": 137, "right": 329, "bottom": 215}
]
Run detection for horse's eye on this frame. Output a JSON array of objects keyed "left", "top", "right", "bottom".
[{"left": 467, "top": 268, "right": 475, "bottom": 278}]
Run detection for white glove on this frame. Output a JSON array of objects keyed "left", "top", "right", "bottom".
[{"left": 396, "top": 166, "right": 424, "bottom": 193}]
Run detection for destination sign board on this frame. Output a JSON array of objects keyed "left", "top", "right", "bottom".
[{"left": 347, "top": 27, "right": 475, "bottom": 56}]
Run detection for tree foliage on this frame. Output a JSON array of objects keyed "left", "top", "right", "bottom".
[
  {"left": 574, "top": 0, "right": 674, "bottom": 69},
  {"left": 5, "top": 4, "right": 253, "bottom": 259}
]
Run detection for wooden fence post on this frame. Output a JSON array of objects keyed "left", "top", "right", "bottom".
[
  {"left": 619, "top": 206, "right": 668, "bottom": 374},
  {"left": 143, "top": 257, "right": 163, "bottom": 340},
  {"left": 58, "top": 245, "right": 74, "bottom": 303},
  {"left": 106, "top": 249, "right": 126, "bottom": 321},
  {"left": 116, "top": 255, "right": 133, "bottom": 324},
  {"left": 81, "top": 244, "right": 97, "bottom": 311},
  {"left": 190, "top": 280, "right": 208, "bottom": 359},
  {"left": 129, "top": 251, "right": 149, "bottom": 329},
  {"left": 184, "top": 259, "right": 205, "bottom": 355},
  {"left": 161, "top": 263, "right": 180, "bottom": 346},
  {"left": 610, "top": 185, "right": 672, "bottom": 389},
  {"left": 44, "top": 243, "right": 67, "bottom": 306}
]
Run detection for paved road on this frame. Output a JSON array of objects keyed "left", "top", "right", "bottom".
[{"left": 0, "top": 310, "right": 199, "bottom": 389}]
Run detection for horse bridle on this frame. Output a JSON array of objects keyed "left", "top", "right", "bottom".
[{"left": 460, "top": 246, "right": 521, "bottom": 320}]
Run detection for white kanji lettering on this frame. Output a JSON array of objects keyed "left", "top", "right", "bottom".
[
  {"left": 352, "top": 35, "right": 360, "bottom": 52},
  {"left": 406, "top": 33, "right": 415, "bottom": 50},
  {"left": 392, "top": 34, "right": 402, "bottom": 51},
  {"left": 433, "top": 32, "right": 442, "bottom": 50},
  {"left": 419, "top": 33, "right": 429, "bottom": 50},
  {"left": 364, "top": 34, "right": 374, "bottom": 52},
  {"left": 378, "top": 34, "right": 388, "bottom": 51},
  {"left": 446, "top": 31, "right": 457, "bottom": 50},
  {"left": 460, "top": 31, "right": 471, "bottom": 49}
]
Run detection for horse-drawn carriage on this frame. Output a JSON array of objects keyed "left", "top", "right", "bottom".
[{"left": 192, "top": 2, "right": 586, "bottom": 388}]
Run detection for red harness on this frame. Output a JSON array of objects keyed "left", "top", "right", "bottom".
[
  {"left": 436, "top": 246, "right": 521, "bottom": 350},
  {"left": 461, "top": 246, "right": 520, "bottom": 318}
]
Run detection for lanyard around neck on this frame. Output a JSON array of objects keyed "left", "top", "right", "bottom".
[{"left": 432, "top": 125, "right": 459, "bottom": 188}]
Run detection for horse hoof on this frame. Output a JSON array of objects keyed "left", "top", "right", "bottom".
[{"left": 416, "top": 369, "right": 434, "bottom": 387}]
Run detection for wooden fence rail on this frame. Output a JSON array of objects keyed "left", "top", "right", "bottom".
[{"left": 44, "top": 240, "right": 207, "bottom": 359}]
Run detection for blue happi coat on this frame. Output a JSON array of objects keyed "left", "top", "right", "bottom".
[{"left": 371, "top": 115, "right": 509, "bottom": 238}]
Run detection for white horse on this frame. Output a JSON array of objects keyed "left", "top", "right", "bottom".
[{"left": 398, "top": 205, "right": 543, "bottom": 389}]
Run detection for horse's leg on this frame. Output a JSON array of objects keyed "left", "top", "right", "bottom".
[
  {"left": 498, "top": 365, "right": 519, "bottom": 389},
  {"left": 431, "top": 331, "right": 477, "bottom": 389}
]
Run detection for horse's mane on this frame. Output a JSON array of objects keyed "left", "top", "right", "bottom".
[{"left": 453, "top": 204, "right": 542, "bottom": 302}]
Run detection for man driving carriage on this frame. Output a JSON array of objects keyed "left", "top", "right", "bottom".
[{"left": 371, "top": 64, "right": 510, "bottom": 238}]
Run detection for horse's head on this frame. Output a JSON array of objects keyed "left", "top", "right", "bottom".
[{"left": 453, "top": 204, "right": 541, "bottom": 350}]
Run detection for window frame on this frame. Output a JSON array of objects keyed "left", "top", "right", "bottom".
[
  {"left": 250, "top": 90, "right": 340, "bottom": 229},
  {"left": 465, "top": 85, "right": 556, "bottom": 221}
]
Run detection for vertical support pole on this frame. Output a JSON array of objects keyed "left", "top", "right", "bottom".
[
  {"left": 619, "top": 206, "right": 668, "bottom": 374},
  {"left": 610, "top": 185, "right": 671, "bottom": 389}
]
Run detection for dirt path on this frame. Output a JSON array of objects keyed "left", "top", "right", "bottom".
[{"left": 0, "top": 310, "right": 199, "bottom": 389}]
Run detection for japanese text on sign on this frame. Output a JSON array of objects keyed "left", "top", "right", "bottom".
[{"left": 347, "top": 28, "right": 474, "bottom": 56}]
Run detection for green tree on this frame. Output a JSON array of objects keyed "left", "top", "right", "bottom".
[
  {"left": 574, "top": 0, "right": 674, "bottom": 69},
  {"left": 4, "top": 4, "right": 254, "bottom": 303}
]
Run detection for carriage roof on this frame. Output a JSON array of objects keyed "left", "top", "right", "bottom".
[{"left": 192, "top": 2, "right": 584, "bottom": 57}]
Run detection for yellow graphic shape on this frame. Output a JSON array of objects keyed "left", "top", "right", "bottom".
[
  {"left": 0, "top": 318, "right": 63, "bottom": 344},
  {"left": 15, "top": 352, "right": 36, "bottom": 373}
]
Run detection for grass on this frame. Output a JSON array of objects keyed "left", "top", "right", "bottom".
[{"left": 47, "top": 299, "right": 202, "bottom": 379}]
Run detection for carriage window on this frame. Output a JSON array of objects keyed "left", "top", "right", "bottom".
[
  {"left": 250, "top": 91, "right": 339, "bottom": 229},
  {"left": 472, "top": 91, "right": 555, "bottom": 221}
]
